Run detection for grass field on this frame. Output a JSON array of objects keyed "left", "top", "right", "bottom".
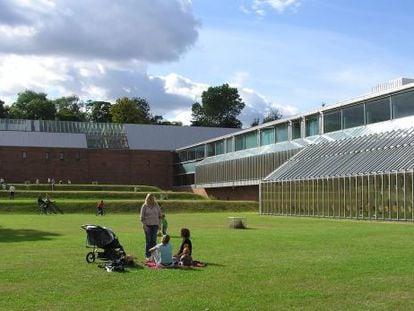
[{"left": 1, "top": 213, "right": 414, "bottom": 310}]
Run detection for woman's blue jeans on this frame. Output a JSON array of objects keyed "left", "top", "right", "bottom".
[{"left": 144, "top": 225, "right": 158, "bottom": 258}]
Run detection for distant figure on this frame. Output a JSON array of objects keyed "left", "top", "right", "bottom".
[
  {"left": 67, "top": 179, "right": 71, "bottom": 184},
  {"left": 0, "top": 177, "right": 4, "bottom": 184},
  {"left": 38, "top": 195, "right": 48, "bottom": 214},
  {"left": 51, "top": 178, "right": 55, "bottom": 190},
  {"left": 9, "top": 185, "right": 16, "bottom": 199},
  {"left": 96, "top": 200, "right": 105, "bottom": 216},
  {"left": 44, "top": 193, "right": 56, "bottom": 213},
  {"left": 35, "top": 179, "right": 40, "bottom": 184},
  {"left": 161, "top": 213, "right": 168, "bottom": 235}
]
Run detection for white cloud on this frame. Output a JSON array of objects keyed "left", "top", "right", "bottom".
[
  {"left": 0, "top": 0, "right": 199, "bottom": 62},
  {"left": 252, "top": 0, "right": 301, "bottom": 14},
  {"left": 238, "top": 87, "right": 298, "bottom": 126}
]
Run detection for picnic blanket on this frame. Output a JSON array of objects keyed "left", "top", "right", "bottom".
[{"left": 144, "top": 260, "right": 207, "bottom": 270}]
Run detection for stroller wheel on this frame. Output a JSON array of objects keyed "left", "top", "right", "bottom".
[{"left": 86, "top": 252, "right": 96, "bottom": 263}]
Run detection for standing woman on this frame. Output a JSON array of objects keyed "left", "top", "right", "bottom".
[{"left": 140, "top": 193, "right": 161, "bottom": 259}]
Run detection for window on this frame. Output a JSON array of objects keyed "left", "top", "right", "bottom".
[
  {"left": 75, "top": 152, "right": 81, "bottom": 161},
  {"left": 275, "top": 123, "right": 288, "bottom": 142},
  {"left": 207, "top": 143, "right": 215, "bottom": 157},
  {"left": 22, "top": 151, "right": 27, "bottom": 159},
  {"left": 235, "top": 131, "right": 257, "bottom": 151},
  {"left": 215, "top": 140, "right": 224, "bottom": 155},
  {"left": 225, "top": 138, "right": 233, "bottom": 153},
  {"left": 305, "top": 115, "right": 319, "bottom": 137},
  {"left": 187, "top": 149, "right": 196, "bottom": 161},
  {"left": 324, "top": 110, "right": 341, "bottom": 133},
  {"left": 366, "top": 97, "right": 390, "bottom": 124},
  {"left": 260, "top": 128, "right": 275, "bottom": 146},
  {"left": 195, "top": 145, "right": 205, "bottom": 159},
  {"left": 342, "top": 104, "right": 364, "bottom": 129},
  {"left": 45, "top": 152, "right": 50, "bottom": 160},
  {"left": 392, "top": 90, "right": 414, "bottom": 119},
  {"left": 292, "top": 119, "right": 301, "bottom": 139},
  {"left": 59, "top": 152, "right": 64, "bottom": 160}
]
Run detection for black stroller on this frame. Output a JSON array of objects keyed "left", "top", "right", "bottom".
[{"left": 81, "top": 224, "right": 126, "bottom": 263}]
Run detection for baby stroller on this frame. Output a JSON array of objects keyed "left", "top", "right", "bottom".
[{"left": 81, "top": 224, "right": 126, "bottom": 263}]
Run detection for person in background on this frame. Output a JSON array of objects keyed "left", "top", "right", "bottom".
[
  {"left": 140, "top": 193, "right": 162, "bottom": 260},
  {"left": 161, "top": 213, "right": 168, "bottom": 235},
  {"left": 96, "top": 200, "right": 105, "bottom": 216},
  {"left": 9, "top": 185, "right": 16, "bottom": 199}
]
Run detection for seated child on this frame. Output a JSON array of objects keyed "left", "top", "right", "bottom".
[
  {"left": 149, "top": 234, "right": 174, "bottom": 267},
  {"left": 174, "top": 228, "right": 192, "bottom": 259},
  {"left": 178, "top": 244, "right": 193, "bottom": 267}
]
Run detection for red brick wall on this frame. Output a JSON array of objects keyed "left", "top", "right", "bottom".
[{"left": 0, "top": 147, "right": 174, "bottom": 189}]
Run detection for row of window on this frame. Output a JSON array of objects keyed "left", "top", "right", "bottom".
[
  {"left": 21, "top": 151, "right": 81, "bottom": 160},
  {"left": 177, "top": 89, "right": 414, "bottom": 162}
]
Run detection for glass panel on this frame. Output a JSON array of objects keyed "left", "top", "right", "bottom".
[
  {"left": 392, "top": 90, "right": 414, "bottom": 119},
  {"left": 305, "top": 115, "right": 319, "bottom": 137},
  {"left": 225, "top": 138, "right": 233, "bottom": 153},
  {"left": 292, "top": 120, "right": 301, "bottom": 139},
  {"left": 275, "top": 123, "right": 288, "bottom": 142},
  {"left": 195, "top": 146, "right": 205, "bottom": 159},
  {"left": 260, "top": 128, "right": 275, "bottom": 146},
  {"left": 366, "top": 97, "right": 390, "bottom": 124},
  {"left": 245, "top": 131, "right": 257, "bottom": 149},
  {"left": 215, "top": 140, "right": 224, "bottom": 155},
  {"left": 324, "top": 110, "right": 341, "bottom": 133},
  {"left": 343, "top": 104, "right": 364, "bottom": 129},
  {"left": 187, "top": 149, "right": 195, "bottom": 161},
  {"left": 207, "top": 143, "right": 215, "bottom": 157},
  {"left": 235, "top": 135, "right": 245, "bottom": 151}
]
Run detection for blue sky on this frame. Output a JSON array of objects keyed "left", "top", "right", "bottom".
[{"left": 1, "top": 0, "right": 413, "bottom": 126}]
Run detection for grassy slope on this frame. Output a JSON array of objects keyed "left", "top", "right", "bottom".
[{"left": 1, "top": 213, "right": 413, "bottom": 310}]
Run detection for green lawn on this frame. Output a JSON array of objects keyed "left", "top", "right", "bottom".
[{"left": 1, "top": 213, "right": 413, "bottom": 310}]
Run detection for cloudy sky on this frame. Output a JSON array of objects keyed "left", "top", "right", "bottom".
[{"left": 1, "top": 0, "right": 413, "bottom": 127}]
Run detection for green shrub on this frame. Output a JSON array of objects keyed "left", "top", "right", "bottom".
[{"left": 0, "top": 199, "right": 258, "bottom": 214}]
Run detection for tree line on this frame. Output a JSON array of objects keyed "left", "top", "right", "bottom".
[{"left": 0, "top": 84, "right": 281, "bottom": 128}]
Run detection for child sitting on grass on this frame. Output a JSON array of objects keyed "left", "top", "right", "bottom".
[
  {"left": 178, "top": 244, "right": 192, "bottom": 267},
  {"left": 174, "top": 228, "right": 192, "bottom": 260},
  {"left": 149, "top": 234, "right": 174, "bottom": 268}
]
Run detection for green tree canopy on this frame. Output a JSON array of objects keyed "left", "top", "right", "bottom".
[
  {"left": 110, "top": 97, "right": 152, "bottom": 124},
  {"left": 262, "top": 109, "right": 282, "bottom": 124},
  {"left": 9, "top": 90, "right": 56, "bottom": 120},
  {"left": 87, "top": 100, "right": 112, "bottom": 123},
  {"left": 191, "top": 83, "right": 245, "bottom": 128},
  {"left": 0, "top": 99, "right": 9, "bottom": 118},
  {"left": 53, "top": 95, "right": 86, "bottom": 121}
]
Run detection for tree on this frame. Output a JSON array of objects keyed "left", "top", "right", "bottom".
[
  {"left": 9, "top": 90, "right": 56, "bottom": 120},
  {"left": 54, "top": 95, "right": 86, "bottom": 121},
  {"left": 262, "top": 109, "right": 282, "bottom": 124},
  {"left": 110, "top": 97, "right": 152, "bottom": 124},
  {"left": 191, "top": 83, "right": 245, "bottom": 128},
  {"left": 0, "top": 99, "right": 9, "bottom": 118},
  {"left": 250, "top": 118, "right": 260, "bottom": 127},
  {"left": 87, "top": 100, "right": 112, "bottom": 123}
]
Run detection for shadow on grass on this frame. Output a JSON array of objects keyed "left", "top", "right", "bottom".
[{"left": 0, "top": 226, "right": 61, "bottom": 243}]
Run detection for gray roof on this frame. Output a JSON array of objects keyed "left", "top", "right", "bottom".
[
  {"left": 265, "top": 126, "right": 414, "bottom": 181},
  {"left": 0, "top": 131, "right": 87, "bottom": 148},
  {"left": 125, "top": 124, "right": 239, "bottom": 151}
]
